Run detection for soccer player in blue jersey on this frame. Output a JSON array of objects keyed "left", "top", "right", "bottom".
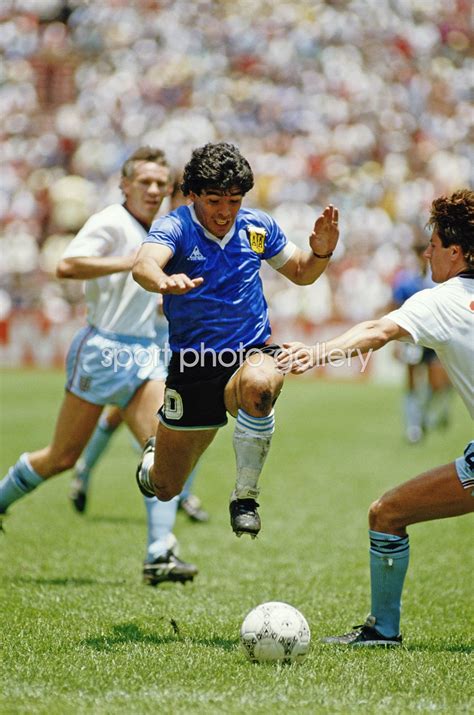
[{"left": 133, "top": 142, "right": 339, "bottom": 538}]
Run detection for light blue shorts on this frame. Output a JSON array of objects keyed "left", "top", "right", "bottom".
[
  {"left": 455, "top": 440, "right": 474, "bottom": 495},
  {"left": 66, "top": 326, "right": 168, "bottom": 408}
]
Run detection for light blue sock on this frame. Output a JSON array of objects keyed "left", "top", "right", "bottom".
[
  {"left": 144, "top": 494, "right": 179, "bottom": 562},
  {"left": 369, "top": 530, "right": 410, "bottom": 637},
  {"left": 179, "top": 465, "right": 198, "bottom": 502},
  {"left": 76, "top": 415, "right": 117, "bottom": 488},
  {"left": 0, "top": 453, "right": 44, "bottom": 512},
  {"left": 404, "top": 391, "right": 422, "bottom": 431}
]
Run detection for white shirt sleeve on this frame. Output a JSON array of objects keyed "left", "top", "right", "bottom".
[{"left": 386, "top": 287, "right": 450, "bottom": 349}]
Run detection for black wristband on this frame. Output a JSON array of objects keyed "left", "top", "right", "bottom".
[{"left": 312, "top": 250, "right": 333, "bottom": 259}]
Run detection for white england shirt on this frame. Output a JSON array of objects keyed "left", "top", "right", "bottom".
[
  {"left": 387, "top": 276, "right": 474, "bottom": 418},
  {"left": 61, "top": 204, "right": 158, "bottom": 338}
]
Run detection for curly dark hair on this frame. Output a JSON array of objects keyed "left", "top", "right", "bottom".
[
  {"left": 428, "top": 189, "right": 474, "bottom": 268},
  {"left": 181, "top": 142, "right": 254, "bottom": 196},
  {"left": 121, "top": 146, "right": 168, "bottom": 178}
]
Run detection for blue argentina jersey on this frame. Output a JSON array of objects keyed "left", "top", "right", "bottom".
[
  {"left": 145, "top": 204, "right": 288, "bottom": 351},
  {"left": 392, "top": 270, "right": 434, "bottom": 306}
]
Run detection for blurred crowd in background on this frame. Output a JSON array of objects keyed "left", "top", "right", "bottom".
[{"left": 0, "top": 0, "right": 471, "bottom": 362}]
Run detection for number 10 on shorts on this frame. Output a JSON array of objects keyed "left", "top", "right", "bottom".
[{"left": 164, "top": 388, "right": 184, "bottom": 420}]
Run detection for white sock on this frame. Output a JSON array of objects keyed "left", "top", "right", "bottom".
[{"left": 232, "top": 409, "right": 275, "bottom": 501}]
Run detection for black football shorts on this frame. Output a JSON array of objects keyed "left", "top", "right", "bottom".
[{"left": 158, "top": 343, "right": 281, "bottom": 429}]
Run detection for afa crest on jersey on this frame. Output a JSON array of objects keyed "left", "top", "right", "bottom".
[{"left": 247, "top": 226, "right": 266, "bottom": 254}]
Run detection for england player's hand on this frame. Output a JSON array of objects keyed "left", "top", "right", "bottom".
[
  {"left": 157, "top": 274, "right": 204, "bottom": 295},
  {"left": 276, "top": 342, "right": 316, "bottom": 374},
  {"left": 309, "top": 204, "right": 339, "bottom": 258}
]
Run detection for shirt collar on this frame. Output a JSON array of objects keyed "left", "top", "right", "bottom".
[
  {"left": 122, "top": 203, "right": 150, "bottom": 231},
  {"left": 188, "top": 204, "right": 236, "bottom": 249}
]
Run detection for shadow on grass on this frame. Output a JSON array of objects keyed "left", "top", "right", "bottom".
[
  {"left": 195, "top": 637, "right": 237, "bottom": 652},
  {"left": 83, "top": 623, "right": 236, "bottom": 652},
  {"left": 10, "top": 576, "right": 127, "bottom": 587},
  {"left": 314, "top": 641, "right": 474, "bottom": 655}
]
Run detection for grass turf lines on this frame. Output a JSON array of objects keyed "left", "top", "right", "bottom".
[{"left": 0, "top": 369, "right": 472, "bottom": 714}]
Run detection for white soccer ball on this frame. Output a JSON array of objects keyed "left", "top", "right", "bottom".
[{"left": 240, "top": 601, "right": 311, "bottom": 664}]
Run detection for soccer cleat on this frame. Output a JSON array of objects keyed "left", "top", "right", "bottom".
[
  {"left": 142, "top": 550, "right": 198, "bottom": 586},
  {"left": 136, "top": 436, "right": 156, "bottom": 498},
  {"left": 229, "top": 498, "right": 261, "bottom": 539},
  {"left": 321, "top": 615, "right": 402, "bottom": 647},
  {"left": 178, "top": 494, "right": 209, "bottom": 523},
  {"left": 69, "top": 476, "right": 88, "bottom": 514}
]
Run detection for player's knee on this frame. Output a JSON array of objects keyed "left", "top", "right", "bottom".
[
  {"left": 152, "top": 481, "right": 180, "bottom": 501},
  {"left": 241, "top": 372, "right": 281, "bottom": 415},
  {"left": 368, "top": 498, "right": 381, "bottom": 529},
  {"left": 368, "top": 493, "right": 398, "bottom": 532}
]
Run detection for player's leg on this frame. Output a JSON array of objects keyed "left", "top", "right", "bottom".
[
  {"left": 123, "top": 375, "right": 209, "bottom": 521},
  {"left": 370, "top": 457, "right": 474, "bottom": 533},
  {"left": 323, "top": 449, "right": 473, "bottom": 646},
  {"left": 137, "top": 423, "right": 216, "bottom": 584},
  {"left": 224, "top": 351, "right": 284, "bottom": 538},
  {"left": 123, "top": 379, "right": 202, "bottom": 584},
  {"left": 123, "top": 378, "right": 179, "bottom": 566},
  {"left": 138, "top": 421, "right": 217, "bottom": 501},
  {"left": 0, "top": 391, "right": 102, "bottom": 515},
  {"left": 70, "top": 405, "right": 124, "bottom": 513},
  {"left": 136, "top": 351, "right": 226, "bottom": 573},
  {"left": 404, "top": 364, "right": 423, "bottom": 443},
  {"left": 368, "top": 458, "right": 473, "bottom": 639}
]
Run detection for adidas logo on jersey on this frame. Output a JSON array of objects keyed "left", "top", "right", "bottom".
[{"left": 187, "top": 245, "right": 206, "bottom": 261}]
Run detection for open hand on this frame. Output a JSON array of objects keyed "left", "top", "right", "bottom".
[
  {"left": 309, "top": 205, "right": 339, "bottom": 257},
  {"left": 276, "top": 342, "right": 316, "bottom": 374},
  {"left": 157, "top": 274, "right": 204, "bottom": 295}
]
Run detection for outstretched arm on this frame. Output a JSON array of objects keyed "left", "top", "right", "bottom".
[
  {"left": 132, "top": 243, "right": 204, "bottom": 295},
  {"left": 276, "top": 204, "right": 339, "bottom": 285},
  {"left": 56, "top": 254, "right": 136, "bottom": 279},
  {"left": 277, "top": 317, "right": 411, "bottom": 374}
]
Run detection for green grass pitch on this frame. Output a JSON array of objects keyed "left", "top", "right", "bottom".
[{"left": 0, "top": 369, "right": 472, "bottom": 714}]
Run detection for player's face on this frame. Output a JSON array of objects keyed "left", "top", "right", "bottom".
[
  {"left": 122, "top": 162, "right": 172, "bottom": 225},
  {"left": 424, "top": 231, "right": 450, "bottom": 283},
  {"left": 190, "top": 189, "right": 243, "bottom": 238}
]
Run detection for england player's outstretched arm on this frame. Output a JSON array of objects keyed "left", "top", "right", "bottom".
[
  {"left": 277, "top": 204, "right": 339, "bottom": 285},
  {"left": 56, "top": 254, "right": 136, "bottom": 279},
  {"left": 277, "top": 317, "right": 410, "bottom": 374},
  {"left": 132, "top": 242, "right": 204, "bottom": 295}
]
